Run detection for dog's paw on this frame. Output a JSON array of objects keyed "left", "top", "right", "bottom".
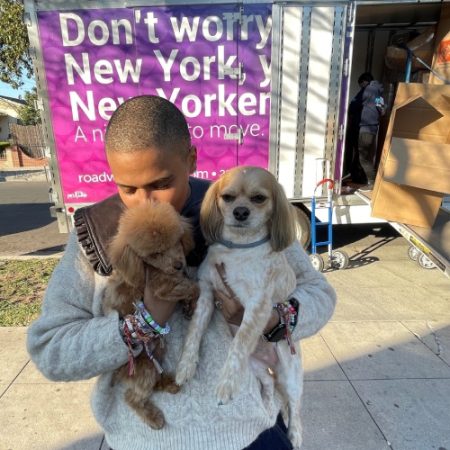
[
  {"left": 175, "top": 359, "right": 197, "bottom": 386},
  {"left": 288, "top": 424, "right": 303, "bottom": 450},
  {"left": 215, "top": 375, "right": 239, "bottom": 405}
]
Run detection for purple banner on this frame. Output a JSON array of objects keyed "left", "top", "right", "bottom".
[{"left": 37, "top": 4, "right": 272, "bottom": 204}]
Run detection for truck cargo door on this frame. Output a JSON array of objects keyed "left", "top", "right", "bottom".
[{"left": 270, "top": 3, "right": 351, "bottom": 199}]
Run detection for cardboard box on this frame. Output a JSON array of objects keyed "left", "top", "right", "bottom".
[
  {"left": 371, "top": 83, "right": 450, "bottom": 228},
  {"left": 429, "top": 3, "right": 450, "bottom": 85},
  {"left": 384, "top": 138, "right": 450, "bottom": 193}
]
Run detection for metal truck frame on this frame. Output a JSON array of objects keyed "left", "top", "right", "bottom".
[{"left": 24, "top": 0, "right": 449, "bottom": 276}]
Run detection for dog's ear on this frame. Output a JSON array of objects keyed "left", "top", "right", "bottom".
[
  {"left": 270, "top": 181, "right": 297, "bottom": 252},
  {"left": 180, "top": 219, "right": 195, "bottom": 255},
  {"left": 200, "top": 181, "right": 223, "bottom": 244},
  {"left": 108, "top": 237, "right": 146, "bottom": 288}
]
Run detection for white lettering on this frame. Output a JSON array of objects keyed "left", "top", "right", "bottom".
[
  {"left": 114, "top": 59, "right": 142, "bottom": 83},
  {"left": 65, "top": 53, "right": 142, "bottom": 85},
  {"left": 170, "top": 16, "right": 200, "bottom": 42},
  {"left": 154, "top": 49, "right": 178, "bottom": 82},
  {"left": 258, "top": 55, "right": 271, "bottom": 88},
  {"left": 60, "top": 13, "right": 133, "bottom": 47},
  {"left": 238, "top": 93, "right": 257, "bottom": 115},
  {"left": 74, "top": 125, "right": 87, "bottom": 142},
  {"left": 87, "top": 20, "right": 109, "bottom": 46},
  {"left": 60, "top": 13, "right": 85, "bottom": 47},
  {"left": 156, "top": 87, "right": 180, "bottom": 104},
  {"left": 70, "top": 90, "right": 125, "bottom": 121},
  {"left": 218, "top": 84, "right": 237, "bottom": 116},
  {"left": 95, "top": 59, "right": 114, "bottom": 84},
  {"left": 65, "top": 53, "right": 91, "bottom": 85},
  {"left": 111, "top": 19, "right": 133, "bottom": 45},
  {"left": 144, "top": 12, "right": 160, "bottom": 43},
  {"left": 202, "top": 16, "right": 223, "bottom": 42},
  {"left": 256, "top": 16, "right": 272, "bottom": 49},
  {"left": 70, "top": 90, "right": 95, "bottom": 121},
  {"left": 180, "top": 56, "right": 201, "bottom": 81},
  {"left": 182, "top": 95, "right": 202, "bottom": 118}
]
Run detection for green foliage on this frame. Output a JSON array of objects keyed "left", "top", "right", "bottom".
[
  {"left": 0, "top": 258, "right": 58, "bottom": 326},
  {"left": 17, "top": 88, "right": 40, "bottom": 124},
  {"left": 0, "top": 0, "right": 33, "bottom": 89},
  {"left": 0, "top": 141, "right": 9, "bottom": 151}
]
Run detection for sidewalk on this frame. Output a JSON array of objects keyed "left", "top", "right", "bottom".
[{"left": 1, "top": 231, "right": 449, "bottom": 449}]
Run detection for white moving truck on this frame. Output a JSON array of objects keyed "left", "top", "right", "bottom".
[{"left": 25, "top": 0, "right": 449, "bottom": 274}]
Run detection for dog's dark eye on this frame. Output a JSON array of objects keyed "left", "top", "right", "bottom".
[
  {"left": 251, "top": 195, "right": 267, "bottom": 204},
  {"left": 222, "top": 194, "right": 235, "bottom": 203}
]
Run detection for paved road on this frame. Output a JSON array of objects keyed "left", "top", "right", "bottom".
[
  {"left": 0, "top": 181, "right": 68, "bottom": 256},
  {"left": 1, "top": 180, "right": 403, "bottom": 258}
]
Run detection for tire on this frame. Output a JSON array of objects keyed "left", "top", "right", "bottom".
[
  {"left": 309, "top": 253, "right": 324, "bottom": 272},
  {"left": 407, "top": 246, "right": 420, "bottom": 261},
  {"left": 292, "top": 206, "right": 311, "bottom": 250},
  {"left": 417, "top": 253, "right": 436, "bottom": 270},
  {"left": 331, "top": 250, "right": 350, "bottom": 270}
]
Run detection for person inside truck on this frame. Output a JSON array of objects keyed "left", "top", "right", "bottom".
[
  {"left": 348, "top": 72, "right": 385, "bottom": 190},
  {"left": 27, "top": 95, "right": 336, "bottom": 450}
]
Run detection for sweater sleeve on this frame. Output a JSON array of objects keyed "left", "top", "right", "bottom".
[
  {"left": 284, "top": 241, "right": 336, "bottom": 341},
  {"left": 26, "top": 231, "right": 130, "bottom": 382}
]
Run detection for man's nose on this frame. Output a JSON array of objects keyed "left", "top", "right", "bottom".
[{"left": 137, "top": 188, "right": 154, "bottom": 203}]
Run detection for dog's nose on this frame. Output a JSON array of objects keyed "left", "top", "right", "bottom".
[
  {"left": 233, "top": 207, "right": 250, "bottom": 221},
  {"left": 173, "top": 261, "right": 183, "bottom": 271}
]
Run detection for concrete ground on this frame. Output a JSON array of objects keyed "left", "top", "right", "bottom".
[{"left": 1, "top": 224, "right": 449, "bottom": 450}]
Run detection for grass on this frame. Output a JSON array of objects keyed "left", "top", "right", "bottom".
[{"left": 0, "top": 259, "right": 58, "bottom": 326}]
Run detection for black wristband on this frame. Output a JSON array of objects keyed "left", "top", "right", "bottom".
[{"left": 263, "top": 298, "right": 299, "bottom": 343}]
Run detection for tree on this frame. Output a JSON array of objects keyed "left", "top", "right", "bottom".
[
  {"left": 17, "top": 88, "right": 40, "bottom": 124},
  {"left": 0, "top": 0, "right": 33, "bottom": 89}
]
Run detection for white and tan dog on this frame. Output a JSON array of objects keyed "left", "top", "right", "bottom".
[{"left": 176, "top": 166, "right": 304, "bottom": 449}]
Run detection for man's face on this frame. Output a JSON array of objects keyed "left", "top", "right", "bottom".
[{"left": 107, "top": 145, "right": 197, "bottom": 211}]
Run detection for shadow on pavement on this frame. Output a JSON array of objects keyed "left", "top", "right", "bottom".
[
  {"left": 0, "top": 203, "right": 55, "bottom": 236},
  {"left": 56, "top": 434, "right": 104, "bottom": 450},
  {"left": 24, "top": 244, "right": 66, "bottom": 256}
]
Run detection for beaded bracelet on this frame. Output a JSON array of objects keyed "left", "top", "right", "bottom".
[
  {"left": 135, "top": 301, "right": 171, "bottom": 335},
  {"left": 118, "top": 301, "right": 170, "bottom": 376}
]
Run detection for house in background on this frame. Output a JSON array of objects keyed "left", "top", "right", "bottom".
[
  {"left": 0, "top": 95, "right": 24, "bottom": 141},
  {"left": 0, "top": 95, "right": 46, "bottom": 170}
]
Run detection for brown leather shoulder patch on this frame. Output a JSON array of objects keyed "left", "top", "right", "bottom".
[{"left": 74, "top": 194, "right": 125, "bottom": 276}]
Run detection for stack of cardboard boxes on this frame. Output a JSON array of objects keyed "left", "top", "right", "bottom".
[{"left": 371, "top": 4, "right": 450, "bottom": 230}]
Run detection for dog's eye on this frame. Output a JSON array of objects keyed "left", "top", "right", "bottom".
[
  {"left": 221, "top": 194, "right": 235, "bottom": 203},
  {"left": 251, "top": 195, "right": 267, "bottom": 204}
]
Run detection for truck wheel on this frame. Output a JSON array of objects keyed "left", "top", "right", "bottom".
[
  {"left": 407, "top": 246, "right": 419, "bottom": 261},
  {"left": 309, "top": 254, "right": 324, "bottom": 272},
  {"left": 293, "top": 206, "right": 311, "bottom": 250},
  {"left": 331, "top": 250, "right": 350, "bottom": 270},
  {"left": 417, "top": 253, "right": 436, "bottom": 270}
]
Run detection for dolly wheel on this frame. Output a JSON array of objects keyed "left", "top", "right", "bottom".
[
  {"left": 310, "top": 254, "right": 324, "bottom": 272},
  {"left": 417, "top": 253, "right": 436, "bottom": 270},
  {"left": 407, "top": 246, "right": 420, "bottom": 261},
  {"left": 331, "top": 251, "right": 350, "bottom": 270}
]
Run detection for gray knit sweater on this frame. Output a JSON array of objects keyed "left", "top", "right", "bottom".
[{"left": 27, "top": 231, "right": 336, "bottom": 450}]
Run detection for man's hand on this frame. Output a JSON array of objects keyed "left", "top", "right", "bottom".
[
  {"left": 213, "top": 289, "right": 280, "bottom": 333},
  {"left": 143, "top": 266, "right": 177, "bottom": 325}
]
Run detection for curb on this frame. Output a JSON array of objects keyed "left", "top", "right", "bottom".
[{"left": 0, "top": 253, "right": 63, "bottom": 260}]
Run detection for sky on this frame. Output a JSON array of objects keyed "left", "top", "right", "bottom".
[{"left": 0, "top": 77, "right": 36, "bottom": 99}]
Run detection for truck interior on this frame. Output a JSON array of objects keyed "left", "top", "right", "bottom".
[
  {"left": 341, "top": 1, "right": 449, "bottom": 276},
  {"left": 342, "top": 1, "right": 443, "bottom": 187}
]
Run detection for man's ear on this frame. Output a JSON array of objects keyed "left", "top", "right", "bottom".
[{"left": 188, "top": 145, "right": 197, "bottom": 174}]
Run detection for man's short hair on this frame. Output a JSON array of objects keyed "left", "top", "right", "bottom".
[
  {"left": 105, "top": 95, "right": 191, "bottom": 154},
  {"left": 358, "top": 72, "right": 374, "bottom": 84}
]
